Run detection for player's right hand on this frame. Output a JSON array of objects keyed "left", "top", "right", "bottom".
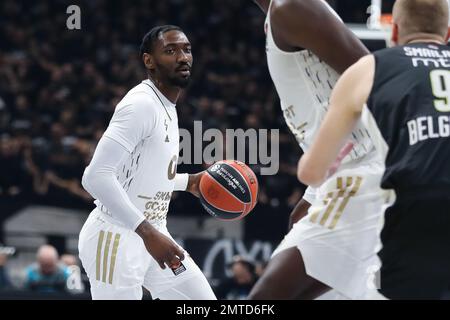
[
  {"left": 136, "top": 221, "right": 185, "bottom": 269},
  {"left": 186, "top": 171, "right": 204, "bottom": 198}
]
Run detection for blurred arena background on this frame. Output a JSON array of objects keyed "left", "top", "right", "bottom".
[{"left": 0, "top": 0, "right": 394, "bottom": 299}]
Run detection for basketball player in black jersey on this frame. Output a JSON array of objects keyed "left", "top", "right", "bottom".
[{"left": 298, "top": 0, "right": 450, "bottom": 299}]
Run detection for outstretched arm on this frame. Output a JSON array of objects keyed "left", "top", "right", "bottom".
[{"left": 297, "top": 55, "right": 375, "bottom": 187}]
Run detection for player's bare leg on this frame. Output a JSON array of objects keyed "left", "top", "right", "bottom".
[
  {"left": 247, "top": 197, "right": 329, "bottom": 300},
  {"left": 248, "top": 247, "right": 330, "bottom": 300}
]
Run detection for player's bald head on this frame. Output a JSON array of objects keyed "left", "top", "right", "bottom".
[{"left": 393, "top": 0, "right": 449, "bottom": 43}]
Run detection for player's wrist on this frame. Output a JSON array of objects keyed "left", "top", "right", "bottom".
[
  {"left": 135, "top": 220, "right": 158, "bottom": 239},
  {"left": 173, "top": 173, "right": 189, "bottom": 191},
  {"left": 186, "top": 172, "right": 204, "bottom": 198}
]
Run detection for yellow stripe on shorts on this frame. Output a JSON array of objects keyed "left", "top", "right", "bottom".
[
  {"left": 108, "top": 234, "right": 121, "bottom": 284},
  {"left": 319, "top": 177, "right": 347, "bottom": 226},
  {"left": 102, "top": 231, "right": 113, "bottom": 283},
  {"left": 328, "top": 176, "right": 363, "bottom": 229},
  {"left": 96, "top": 231, "right": 105, "bottom": 281}
]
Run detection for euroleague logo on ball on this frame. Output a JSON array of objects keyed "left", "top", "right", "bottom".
[
  {"left": 210, "top": 164, "right": 221, "bottom": 172},
  {"left": 199, "top": 160, "right": 258, "bottom": 221}
]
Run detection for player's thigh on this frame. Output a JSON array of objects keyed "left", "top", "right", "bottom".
[
  {"left": 248, "top": 246, "right": 329, "bottom": 300},
  {"left": 89, "top": 282, "right": 143, "bottom": 300},
  {"left": 79, "top": 216, "right": 149, "bottom": 299},
  {"left": 144, "top": 254, "right": 216, "bottom": 300}
]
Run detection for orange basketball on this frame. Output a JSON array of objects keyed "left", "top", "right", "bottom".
[{"left": 199, "top": 160, "right": 258, "bottom": 220}]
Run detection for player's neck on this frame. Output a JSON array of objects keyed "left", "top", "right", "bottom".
[
  {"left": 148, "top": 77, "right": 180, "bottom": 104},
  {"left": 402, "top": 33, "right": 446, "bottom": 46}
]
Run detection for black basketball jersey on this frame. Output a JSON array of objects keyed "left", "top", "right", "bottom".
[{"left": 367, "top": 42, "right": 450, "bottom": 191}]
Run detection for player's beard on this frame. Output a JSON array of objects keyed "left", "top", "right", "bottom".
[
  {"left": 156, "top": 62, "right": 191, "bottom": 88},
  {"left": 168, "top": 73, "right": 191, "bottom": 88}
]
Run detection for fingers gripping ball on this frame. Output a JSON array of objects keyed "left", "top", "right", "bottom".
[{"left": 199, "top": 160, "right": 258, "bottom": 220}]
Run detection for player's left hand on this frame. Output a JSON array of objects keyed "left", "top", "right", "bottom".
[{"left": 186, "top": 171, "right": 204, "bottom": 198}]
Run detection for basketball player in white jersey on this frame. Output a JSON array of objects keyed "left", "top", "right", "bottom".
[
  {"left": 78, "top": 25, "right": 216, "bottom": 300},
  {"left": 249, "top": 0, "right": 385, "bottom": 299}
]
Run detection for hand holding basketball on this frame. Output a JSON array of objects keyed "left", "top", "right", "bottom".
[{"left": 186, "top": 171, "right": 204, "bottom": 198}]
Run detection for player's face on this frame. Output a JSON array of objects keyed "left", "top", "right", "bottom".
[{"left": 153, "top": 30, "right": 193, "bottom": 88}]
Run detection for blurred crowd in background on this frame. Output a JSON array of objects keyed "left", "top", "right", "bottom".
[
  {"left": 0, "top": 241, "right": 266, "bottom": 299},
  {"left": 0, "top": 0, "right": 391, "bottom": 297},
  {"left": 0, "top": 243, "right": 85, "bottom": 295}
]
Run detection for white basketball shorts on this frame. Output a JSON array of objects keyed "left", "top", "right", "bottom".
[
  {"left": 78, "top": 209, "right": 216, "bottom": 300},
  {"left": 273, "top": 156, "right": 388, "bottom": 299}
]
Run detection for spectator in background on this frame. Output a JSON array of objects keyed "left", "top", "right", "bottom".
[
  {"left": 215, "top": 255, "right": 258, "bottom": 300},
  {"left": 24, "top": 244, "right": 69, "bottom": 293},
  {"left": 0, "top": 247, "right": 12, "bottom": 290}
]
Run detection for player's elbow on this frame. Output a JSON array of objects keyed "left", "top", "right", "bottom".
[
  {"left": 297, "top": 169, "right": 322, "bottom": 188},
  {"left": 297, "top": 158, "right": 323, "bottom": 188},
  {"left": 82, "top": 163, "right": 115, "bottom": 197},
  {"left": 81, "top": 166, "right": 94, "bottom": 194}
]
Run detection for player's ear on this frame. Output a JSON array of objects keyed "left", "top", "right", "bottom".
[
  {"left": 143, "top": 53, "right": 155, "bottom": 71},
  {"left": 446, "top": 27, "right": 450, "bottom": 42},
  {"left": 391, "top": 23, "right": 399, "bottom": 46}
]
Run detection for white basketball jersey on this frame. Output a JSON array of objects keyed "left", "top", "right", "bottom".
[
  {"left": 97, "top": 79, "right": 180, "bottom": 228},
  {"left": 265, "top": 0, "right": 374, "bottom": 162}
]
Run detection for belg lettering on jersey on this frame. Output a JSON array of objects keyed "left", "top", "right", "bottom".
[{"left": 407, "top": 115, "right": 450, "bottom": 145}]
